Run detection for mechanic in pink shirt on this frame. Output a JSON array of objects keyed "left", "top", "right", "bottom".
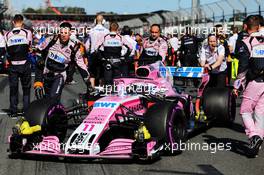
[
  {"left": 234, "top": 15, "right": 264, "bottom": 158},
  {"left": 139, "top": 24, "right": 168, "bottom": 66},
  {"left": 34, "top": 22, "right": 91, "bottom": 100}
]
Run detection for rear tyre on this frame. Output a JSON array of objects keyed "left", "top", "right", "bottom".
[{"left": 203, "top": 87, "right": 236, "bottom": 124}]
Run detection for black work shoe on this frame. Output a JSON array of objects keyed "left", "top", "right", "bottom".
[{"left": 247, "top": 135, "right": 263, "bottom": 158}]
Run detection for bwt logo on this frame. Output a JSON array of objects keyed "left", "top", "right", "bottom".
[
  {"left": 93, "top": 102, "right": 117, "bottom": 108},
  {"left": 10, "top": 38, "right": 24, "bottom": 43},
  {"left": 49, "top": 52, "right": 65, "bottom": 63},
  {"left": 106, "top": 41, "right": 121, "bottom": 46},
  {"left": 255, "top": 49, "right": 264, "bottom": 55}
]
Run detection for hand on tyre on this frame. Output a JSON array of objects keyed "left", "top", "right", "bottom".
[{"left": 34, "top": 82, "right": 45, "bottom": 100}]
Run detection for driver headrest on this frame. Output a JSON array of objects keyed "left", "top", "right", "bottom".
[{"left": 136, "top": 67, "right": 150, "bottom": 78}]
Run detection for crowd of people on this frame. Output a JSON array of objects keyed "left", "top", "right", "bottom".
[{"left": 1, "top": 13, "right": 264, "bottom": 158}]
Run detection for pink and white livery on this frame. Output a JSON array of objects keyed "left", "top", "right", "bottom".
[{"left": 8, "top": 61, "right": 236, "bottom": 161}]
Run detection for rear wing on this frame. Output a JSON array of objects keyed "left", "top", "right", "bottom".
[{"left": 160, "top": 67, "right": 207, "bottom": 78}]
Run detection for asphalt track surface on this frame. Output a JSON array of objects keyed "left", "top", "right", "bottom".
[{"left": 0, "top": 73, "right": 263, "bottom": 175}]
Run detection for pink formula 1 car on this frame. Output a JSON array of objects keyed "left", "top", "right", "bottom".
[{"left": 8, "top": 61, "right": 236, "bottom": 161}]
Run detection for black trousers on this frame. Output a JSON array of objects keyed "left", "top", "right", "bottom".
[
  {"left": 104, "top": 62, "right": 122, "bottom": 85},
  {"left": 8, "top": 62, "right": 31, "bottom": 114},
  {"left": 44, "top": 73, "right": 64, "bottom": 100},
  {"left": 226, "top": 61, "right": 232, "bottom": 85},
  {"left": 120, "top": 57, "right": 135, "bottom": 77},
  {"left": 66, "top": 61, "right": 76, "bottom": 83},
  {"left": 180, "top": 54, "right": 199, "bottom": 87},
  {"left": 88, "top": 53, "right": 103, "bottom": 80},
  {"left": 180, "top": 54, "right": 198, "bottom": 67}
]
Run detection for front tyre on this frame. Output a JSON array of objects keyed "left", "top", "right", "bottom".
[
  {"left": 25, "top": 97, "right": 68, "bottom": 141},
  {"left": 144, "top": 101, "right": 187, "bottom": 155}
]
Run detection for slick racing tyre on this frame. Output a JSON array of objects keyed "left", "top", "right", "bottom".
[
  {"left": 144, "top": 101, "right": 187, "bottom": 154},
  {"left": 203, "top": 87, "right": 236, "bottom": 124},
  {"left": 24, "top": 97, "right": 68, "bottom": 141}
]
